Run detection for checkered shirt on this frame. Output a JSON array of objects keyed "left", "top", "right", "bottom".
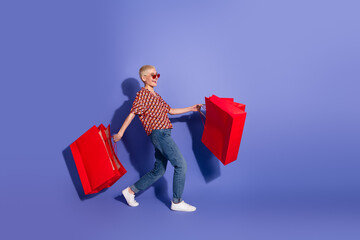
[{"left": 130, "top": 88, "right": 173, "bottom": 135}]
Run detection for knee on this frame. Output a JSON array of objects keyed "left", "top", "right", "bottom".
[
  {"left": 175, "top": 158, "right": 187, "bottom": 174},
  {"left": 151, "top": 165, "right": 166, "bottom": 177},
  {"left": 158, "top": 167, "right": 166, "bottom": 177}
]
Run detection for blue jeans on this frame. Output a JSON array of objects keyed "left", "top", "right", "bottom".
[{"left": 130, "top": 129, "right": 187, "bottom": 204}]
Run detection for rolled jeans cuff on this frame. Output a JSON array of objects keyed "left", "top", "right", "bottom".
[
  {"left": 173, "top": 198, "right": 182, "bottom": 204},
  {"left": 130, "top": 185, "right": 140, "bottom": 194}
]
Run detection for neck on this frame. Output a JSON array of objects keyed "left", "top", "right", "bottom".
[{"left": 144, "top": 85, "right": 155, "bottom": 93}]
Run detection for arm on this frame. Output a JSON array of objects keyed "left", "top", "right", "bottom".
[
  {"left": 169, "top": 104, "right": 202, "bottom": 115},
  {"left": 112, "top": 112, "right": 136, "bottom": 142}
]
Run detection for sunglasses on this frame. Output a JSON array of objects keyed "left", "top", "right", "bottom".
[{"left": 150, "top": 73, "right": 160, "bottom": 79}]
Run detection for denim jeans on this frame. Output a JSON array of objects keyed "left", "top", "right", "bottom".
[{"left": 130, "top": 129, "right": 187, "bottom": 204}]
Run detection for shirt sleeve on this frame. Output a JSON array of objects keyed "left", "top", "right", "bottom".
[{"left": 130, "top": 92, "right": 146, "bottom": 115}]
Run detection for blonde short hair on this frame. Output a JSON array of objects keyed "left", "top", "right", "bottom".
[{"left": 139, "top": 65, "right": 156, "bottom": 81}]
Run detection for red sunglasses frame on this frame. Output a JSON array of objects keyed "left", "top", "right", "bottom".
[{"left": 151, "top": 73, "right": 160, "bottom": 79}]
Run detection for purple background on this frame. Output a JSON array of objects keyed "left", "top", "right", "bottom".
[{"left": 1, "top": 0, "right": 359, "bottom": 239}]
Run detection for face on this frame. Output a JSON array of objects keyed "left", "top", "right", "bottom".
[{"left": 142, "top": 68, "right": 159, "bottom": 88}]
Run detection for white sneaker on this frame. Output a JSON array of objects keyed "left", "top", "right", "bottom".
[
  {"left": 171, "top": 201, "right": 196, "bottom": 212},
  {"left": 122, "top": 187, "right": 139, "bottom": 207}
]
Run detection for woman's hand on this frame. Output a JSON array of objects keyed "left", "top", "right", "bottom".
[
  {"left": 190, "top": 104, "right": 203, "bottom": 112},
  {"left": 112, "top": 133, "right": 123, "bottom": 143}
]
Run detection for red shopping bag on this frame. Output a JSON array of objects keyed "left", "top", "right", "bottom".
[
  {"left": 70, "top": 124, "right": 126, "bottom": 195},
  {"left": 201, "top": 95, "right": 247, "bottom": 165}
]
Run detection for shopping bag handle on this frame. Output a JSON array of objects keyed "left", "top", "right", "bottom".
[
  {"left": 111, "top": 137, "right": 118, "bottom": 155},
  {"left": 199, "top": 104, "right": 206, "bottom": 126},
  {"left": 114, "top": 142, "right": 117, "bottom": 155}
]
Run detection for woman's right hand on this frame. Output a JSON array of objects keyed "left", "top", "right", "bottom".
[{"left": 112, "top": 133, "right": 123, "bottom": 143}]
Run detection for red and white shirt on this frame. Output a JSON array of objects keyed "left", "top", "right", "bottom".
[{"left": 130, "top": 88, "right": 173, "bottom": 135}]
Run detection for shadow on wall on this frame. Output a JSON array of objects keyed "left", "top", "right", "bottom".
[
  {"left": 170, "top": 112, "right": 220, "bottom": 183},
  {"left": 62, "top": 146, "right": 106, "bottom": 200},
  {"left": 110, "top": 78, "right": 170, "bottom": 207}
]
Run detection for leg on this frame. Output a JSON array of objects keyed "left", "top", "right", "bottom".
[
  {"left": 150, "top": 129, "right": 187, "bottom": 203},
  {"left": 130, "top": 148, "right": 168, "bottom": 194}
]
